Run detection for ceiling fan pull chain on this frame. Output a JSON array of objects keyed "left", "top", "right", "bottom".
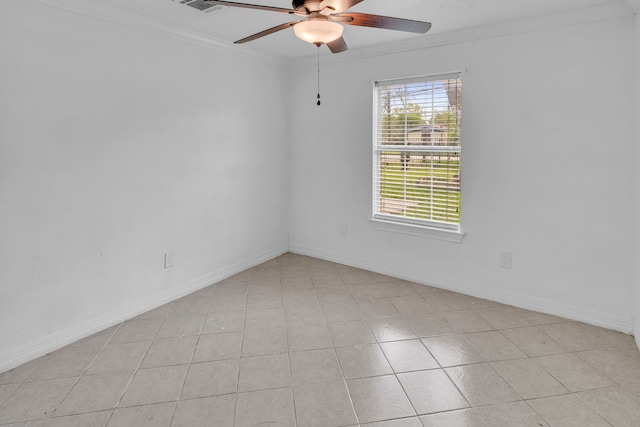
[{"left": 317, "top": 44, "right": 321, "bottom": 106}]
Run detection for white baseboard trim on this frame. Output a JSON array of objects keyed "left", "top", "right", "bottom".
[
  {"left": 635, "top": 318, "right": 640, "bottom": 352},
  {"left": 0, "top": 243, "right": 288, "bottom": 374},
  {"left": 290, "top": 242, "right": 634, "bottom": 334}
]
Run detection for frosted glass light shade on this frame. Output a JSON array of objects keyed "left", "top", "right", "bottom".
[{"left": 294, "top": 20, "right": 343, "bottom": 44}]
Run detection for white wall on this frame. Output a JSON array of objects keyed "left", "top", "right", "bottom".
[
  {"left": 0, "top": 0, "right": 289, "bottom": 370},
  {"left": 289, "top": 16, "right": 636, "bottom": 332},
  {"left": 635, "top": 10, "right": 640, "bottom": 350}
]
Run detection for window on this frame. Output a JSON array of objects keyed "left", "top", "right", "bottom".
[{"left": 372, "top": 72, "right": 462, "bottom": 237}]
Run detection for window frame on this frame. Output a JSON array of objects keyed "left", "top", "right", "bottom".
[{"left": 371, "top": 72, "right": 465, "bottom": 243}]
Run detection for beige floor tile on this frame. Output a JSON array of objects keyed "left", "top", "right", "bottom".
[
  {"left": 209, "top": 293, "right": 247, "bottom": 313},
  {"left": 342, "top": 272, "right": 380, "bottom": 288},
  {"left": 289, "top": 349, "right": 342, "bottom": 385},
  {"left": 356, "top": 298, "right": 400, "bottom": 319},
  {"left": 282, "top": 289, "right": 319, "bottom": 307},
  {"left": 27, "top": 346, "right": 101, "bottom": 382},
  {"left": 244, "top": 308, "right": 285, "bottom": 331},
  {"left": 463, "top": 331, "right": 527, "bottom": 361},
  {"left": 286, "top": 323, "right": 332, "bottom": 352},
  {"left": 528, "top": 394, "right": 611, "bottom": 427},
  {"left": 441, "top": 310, "right": 495, "bottom": 334},
  {"left": 575, "top": 347, "right": 640, "bottom": 384},
  {"left": 284, "top": 305, "right": 324, "bottom": 325},
  {"left": 0, "top": 384, "right": 19, "bottom": 406},
  {"left": 533, "top": 353, "right": 614, "bottom": 392},
  {"left": 86, "top": 341, "right": 151, "bottom": 375},
  {"left": 0, "top": 378, "right": 77, "bottom": 424},
  {"left": 537, "top": 322, "right": 603, "bottom": 352},
  {"left": 315, "top": 287, "right": 352, "bottom": 304},
  {"left": 4, "top": 254, "right": 638, "bottom": 427},
  {"left": 54, "top": 371, "right": 132, "bottom": 416},
  {"left": 106, "top": 402, "right": 175, "bottom": 427},
  {"left": 118, "top": 365, "right": 188, "bottom": 407},
  {"left": 336, "top": 344, "right": 393, "bottom": 379},
  {"left": 406, "top": 314, "right": 455, "bottom": 338},
  {"left": 500, "top": 326, "right": 567, "bottom": 357},
  {"left": 155, "top": 314, "right": 205, "bottom": 339},
  {"left": 140, "top": 336, "right": 197, "bottom": 368},
  {"left": 446, "top": 363, "right": 520, "bottom": 407},
  {"left": 377, "top": 280, "right": 420, "bottom": 298},
  {"left": 293, "top": 381, "right": 358, "bottom": 427},
  {"left": 361, "top": 418, "right": 424, "bottom": 427},
  {"left": 368, "top": 317, "right": 418, "bottom": 342},
  {"left": 389, "top": 296, "right": 435, "bottom": 316},
  {"left": 38, "top": 411, "right": 113, "bottom": 427},
  {"left": 346, "top": 282, "right": 386, "bottom": 299},
  {"left": 281, "top": 276, "right": 314, "bottom": 290},
  {"left": 241, "top": 328, "right": 287, "bottom": 357},
  {"left": 180, "top": 359, "right": 239, "bottom": 399},
  {"left": 246, "top": 292, "right": 283, "bottom": 310},
  {"left": 201, "top": 311, "right": 245, "bottom": 334},
  {"left": 0, "top": 357, "right": 46, "bottom": 385},
  {"left": 327, "top": 319, "right": 377, "bottom": 347},
  {"left": 168, "top": 296, "right": 211, "bottom": 317},
  {"left": 238, "top": 353, "right": 291, "bottom": 392},
  {"left": 214, "top": 280, "right": 248, "bottom": 296},
  {"left": 172, "top": 394, "right": 235, "bottom": 427},
  {"left": 420, "top": 409, "right": 479, "bottom": 427},
  {"left": 379, "top": 340, "right": 439, "bottom": 373},
  {"left": 422, "top": 290, "right": 473, "bottom": 312},
  {"left": 471, "top": 401, "right": 548, "bottom": 427},
  {"left": 421, "top": 335, "right": 484, "bottom": 367},
  {"left": 576, "top": 324, "right": 636, "bottom": 348},
  {"left": 397, "top": 369, "right": 469, "bottom": 414},
  {"left": 108, "top": 318, "right": 164, "bottom": 344},
  {"left": 319, "top": 300, "right": 363, "bottom": 322},
  {"left": 234, "top": 387, "right": 295, "bottom": 427},
  {"left": 490, "top": 359, "right": 569, "bottom": 399},
  {"left": 310, "top": 275, "right": 345, "bottom": 289},
  {"left": 475, "top": 307, "right": 531, "bottom": 330},
  {"left": 347, "top": 375, "right": 416, "bottom": 423},
  {"left": 192, "top": 332, "right": 243, "bottom": 362},
  {"left": 577, "top": 385, "right": 640, "bottom": 427}
]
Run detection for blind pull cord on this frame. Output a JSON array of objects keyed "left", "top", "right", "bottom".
[{"left": 316, "top": 44, "right": 321, "bottom": 106}]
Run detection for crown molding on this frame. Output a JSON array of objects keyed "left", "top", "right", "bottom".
[{"left": 35, "top": 0, "right": 287, "bottom": 67}]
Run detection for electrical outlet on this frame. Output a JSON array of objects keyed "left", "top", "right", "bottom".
[
  {"left": 164, "top": 251, "right": 175, "bottom": 268},
  {"left": 339, "top": 225, "right": 348, "bottom": 239},
  {"left": 499, "top": 252, "right": 512, "bottom": 269}
]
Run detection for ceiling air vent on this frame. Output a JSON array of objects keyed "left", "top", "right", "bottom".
[{"left": 174, "top": 0, "right": 222, "bottom": 13}]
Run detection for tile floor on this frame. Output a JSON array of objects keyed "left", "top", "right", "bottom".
[{"left": 1, "top": 253, "right": 640, "bottom": 426}]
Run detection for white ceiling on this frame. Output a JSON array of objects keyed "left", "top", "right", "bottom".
[{"left": 61, "top": 0, "right": 636, "bottom": 58}]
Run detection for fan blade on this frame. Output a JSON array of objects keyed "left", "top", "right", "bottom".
[
  {"left": 327, "top": 36, "right": 348, "bottom": 53},
  {"left": 319, "top": 0, "right": 363, "bottom": 13},
  {"left": 234, "top": 21, "right": 299, "bottom": 44},
  {"left": 204, "top": 1, "right": 304, "bottom": 15},
  {"left": 335, "top": 12, "right": 431, "bottom": 33}
]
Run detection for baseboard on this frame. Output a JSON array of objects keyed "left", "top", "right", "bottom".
[
  {"left": 0, "top": 243, "right": 288, "bottom": 374},
  {"left": 635, "top": 317, "right": 640, "bottom": 352},
  {"left": 290, "top": 242, "right": 634, "bottom": 334}
]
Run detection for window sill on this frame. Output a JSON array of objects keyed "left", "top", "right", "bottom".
[{"left": 369, "top": 218, "right": 466, "bottom": 243}]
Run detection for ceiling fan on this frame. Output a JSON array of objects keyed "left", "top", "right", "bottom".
[{"left": 203, "top": 0, "right": 432, "bottom": 53}]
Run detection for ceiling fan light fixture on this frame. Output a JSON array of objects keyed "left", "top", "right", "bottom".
[{"left": 294, "top": 19, "right": 343, "bottom": 45}]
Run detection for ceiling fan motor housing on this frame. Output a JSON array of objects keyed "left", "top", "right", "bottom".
[{"left": 293, "top": 0, "right": 323, "bottom": 12}]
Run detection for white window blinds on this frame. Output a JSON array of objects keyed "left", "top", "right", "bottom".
[{"left": 373, "top": 73, "right": 462, "bottom": 230}]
